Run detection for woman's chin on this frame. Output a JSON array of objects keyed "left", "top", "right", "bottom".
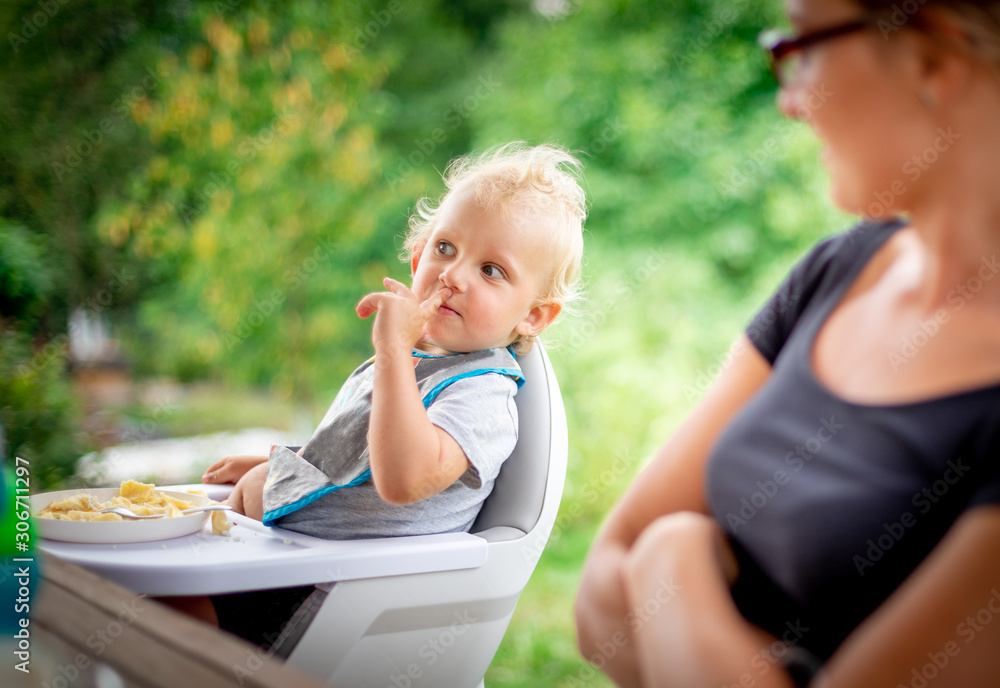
[
  {"left": 826, "top": 183, "right": 855, "bottom": 214},
  {"left": 827, "top": 180, "right": 876, "bottom": 218},
  {"left": 825, "top": 163, "right": 909, "bottom": 219}
]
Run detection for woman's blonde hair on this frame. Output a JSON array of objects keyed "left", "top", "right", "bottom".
[{"left": 402, "top": 142, "right": 587, "bottom": 354}]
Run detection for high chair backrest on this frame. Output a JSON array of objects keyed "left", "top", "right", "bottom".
[
  {"left": 470, "top": 338, "right": 555, "bottom": 536},
  {"left": 286, "top": 343, "right": 569, "bottom": 687}
]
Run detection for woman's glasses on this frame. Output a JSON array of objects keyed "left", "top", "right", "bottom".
[{"left": 759, "top": 18, "right": 878, "bottom": 86}]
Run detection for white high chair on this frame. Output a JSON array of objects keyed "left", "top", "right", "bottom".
[
  {"left": 43, "top": 344, "right": 567, "bottom": 686},
  {"left": 282, "top": 342, "right": 568, "bottom": 687}
]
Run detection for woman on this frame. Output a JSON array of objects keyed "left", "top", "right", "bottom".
[{"left": 574, "top": 1, "right": 1000, "bottom": 686}]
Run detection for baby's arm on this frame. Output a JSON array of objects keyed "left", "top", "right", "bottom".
[
  {"left": 202, "top": 454, "right": 268, "bottom": 484},
  {"left": 367, "top": 350, "right": 471, "bottom": 505},
  {"left": 227, "top": 462, "right": 269, "bottom": 520},
  {"left": 357, "top": 278, "right": 466, "bottom": 505},
  {"left": 203, "top": 455, "right": 269, "bottom": 520}
]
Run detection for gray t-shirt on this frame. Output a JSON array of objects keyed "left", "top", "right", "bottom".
[
  {"left": 274, "top": 366, "right": 520, "bottom": 539},
  {"left": 707, "top": 218, "right": 1000, "bottom": 660}
]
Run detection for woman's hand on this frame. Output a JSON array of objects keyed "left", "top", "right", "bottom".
[
  {"left": 574, "top": 336, "right": 772, "bottom": 688},
  {"left": 623, "top": 511, "right": 737, "bottom": 596},
  {"left": 621, "top": 512, "right": 790, "bottom": 688},
  {"left": 202, "top": 454, "right": 268, "bottom": 484},
  {"left": 356, "top": 278, "right": 451, "bottom": 354}
]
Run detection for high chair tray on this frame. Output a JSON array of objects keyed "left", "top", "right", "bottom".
[{"left": 38, "top": 512, "right": 488, "bottom": 595}]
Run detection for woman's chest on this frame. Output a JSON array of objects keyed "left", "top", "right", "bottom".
[{"left": 812, "top": 285, "right": 1000, "bottom": 406}]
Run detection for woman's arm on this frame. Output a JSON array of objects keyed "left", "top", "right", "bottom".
[
  {"left": 574, "top": 335, "right": 771, "bottom": 687},
  {"left": 618, "top": 506, "right": 1000, "bottom": 688},
  {"left": 821, "top": 505, "right": 1000, "bottom": 687},
  {"left": 621, "top": 512, "right": 794, "bottom": 688}
]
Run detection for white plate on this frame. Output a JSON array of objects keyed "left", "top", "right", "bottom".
[{"left": 32, "top": 488, "right": 215, "bottom": 544}]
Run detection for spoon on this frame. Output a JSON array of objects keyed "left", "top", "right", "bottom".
[{"left": 99, "top": 504, "right": 233, "bottom": 520}]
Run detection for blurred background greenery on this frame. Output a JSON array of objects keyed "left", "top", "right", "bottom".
[{"left": 1, "top": 0, "right": 853, "bottom": 684}]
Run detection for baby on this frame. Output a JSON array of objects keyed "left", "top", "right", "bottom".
[
  {"left": 190, "top": 143, "right": 586, "bottom": 652},
  {"left": 204, "top": 142, "right": 587, "bottom": 543}
]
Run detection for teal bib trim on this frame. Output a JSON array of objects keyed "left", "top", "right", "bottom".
[
  {"left": 421, "top": 368, "right": 525, "bottom": 407},
  {"left": 262, "top": 347, "right": 523, "bottom": 527},
  {"left": 261, "top": 467, "right": 372, "bottom": 526}
]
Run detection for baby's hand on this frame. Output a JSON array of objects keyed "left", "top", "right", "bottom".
[
  {"left": 356, "top": 278, "right": 451, "bottom": 354},
  {"left": 202, "top": 454, "right": 268, "bottom": 484}
]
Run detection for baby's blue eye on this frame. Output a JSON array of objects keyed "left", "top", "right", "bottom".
[
  {"left": 436, "top": 241, "right": 455, "bottom": 256},
  {"left": 482, "top": 264, "right": 506, "bottom": 280}
]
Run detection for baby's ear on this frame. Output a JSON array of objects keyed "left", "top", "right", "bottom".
[
  {"left": 515, "top": 301, "right": 562, "bottom": 337},
  {"left": 410, "top": 245, "right": 425, "bottom": 276}
]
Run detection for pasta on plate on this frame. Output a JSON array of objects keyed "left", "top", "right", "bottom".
[{"left": 37, "top": 479, "right": 230, "bottom": 535}]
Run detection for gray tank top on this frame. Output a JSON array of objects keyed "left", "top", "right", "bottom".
[
  {"left": 707, "top": 219, "right": 1000, "bottom": 659},
  {"left": 262, "top": 347, "right": 523, "bottom": 525}
]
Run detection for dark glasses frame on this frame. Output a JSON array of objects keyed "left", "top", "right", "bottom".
[{"left": 758, "top": 18, "right": 879, "bottom": 85}]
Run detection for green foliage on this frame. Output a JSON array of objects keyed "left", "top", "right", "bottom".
[
  {"left": 0, "top": 221, "right": 53, "bottom": 327},
  {"left": 3, "top": 0, "right": 862, "bottom": 681},
  {"left": 1, "top": 0, "right": 190, "bottom": 486},
  {"left": 94, "top": 0, "right": 846, "bottom": 408},
  {"left": 0, "top": 327, "right": 85, "bottom": 489},
  {"left": 97, "top": 1, "right": 450, "bottom": 397},
  {"left": 0, "top": 221, "right": 85, "bottom": 488},
  {"left": 1, "top": 0, "right": 190, "bottom": 332}
]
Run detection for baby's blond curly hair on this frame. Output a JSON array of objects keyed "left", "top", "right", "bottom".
[{"left": 402, "top": 142, "right": 587, "bottom": 354}]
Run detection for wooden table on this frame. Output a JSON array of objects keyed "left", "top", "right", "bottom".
[{"left": 22, "top": 553, "right": 329, "bottom": 688}]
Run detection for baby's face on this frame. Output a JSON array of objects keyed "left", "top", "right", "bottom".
[{"left": 410, "top": 188, "right": 555, "bottom": 355}]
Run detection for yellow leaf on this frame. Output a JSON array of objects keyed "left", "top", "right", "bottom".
[
  {"left": 188, "top": 44, "right": 212, "bottom": 70},
  {"left": 210, "top": 117, "right": 234, "bottom": 149},
  {"left": 131, "top": 99, "right": 152, "bottom": 124},
  {"left": 322, "top": 45, "right": 350, "bottom": 72},
  {"left": 211, "top": 189, "right": 234, "bottom": 214},
  {"left": 148, "top": 156, "right": 169, "bottom": 182},
  {"left": 289, "top": 28, "right": 312, "bottom": 51},
  {"left": 204, "top": 17, "right": 242, "bottom": 58},
  {"left": 247, "top": 18, "right": 270, "bottom": 50},
  {"left": 193, "top": 219, "right": 217, "bottom": 259}
]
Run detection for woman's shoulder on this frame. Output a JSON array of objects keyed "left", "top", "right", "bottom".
[
  {"left": 775, "top": 217, "right": 908, "bottom": 305},
  {"left": 801, "top": 217, "right": 908, "bottom": 276},
  {"left": 747, "top": 218, "right": 908, "bottom": 364}
]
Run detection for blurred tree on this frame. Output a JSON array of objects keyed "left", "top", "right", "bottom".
[
  {"left": 468, "top": 0, "right": 812, "bottom": 270},
  {"left": 0, "top": 0, "right": 192, "bottom": 334},
  {"left": 0, "top": 222, "right": 53, "bottom": 327},
  {"left": 0, "top": 222, "right": 82, "bottom": 487},
  {"left": 1, "top": 0, "right": 198, "bottom": 481},
  {"left": 1, "top": 0, "right": 846, "bottom": 488},
  {"left": 100, "top": 1, "right": 482, "bottom": 400},
  {"left": 0, "top": 326, "right": 82, "bottom": 488},
  {"left": 2, "top": 0, "right": 858, "bottom": 679}
]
